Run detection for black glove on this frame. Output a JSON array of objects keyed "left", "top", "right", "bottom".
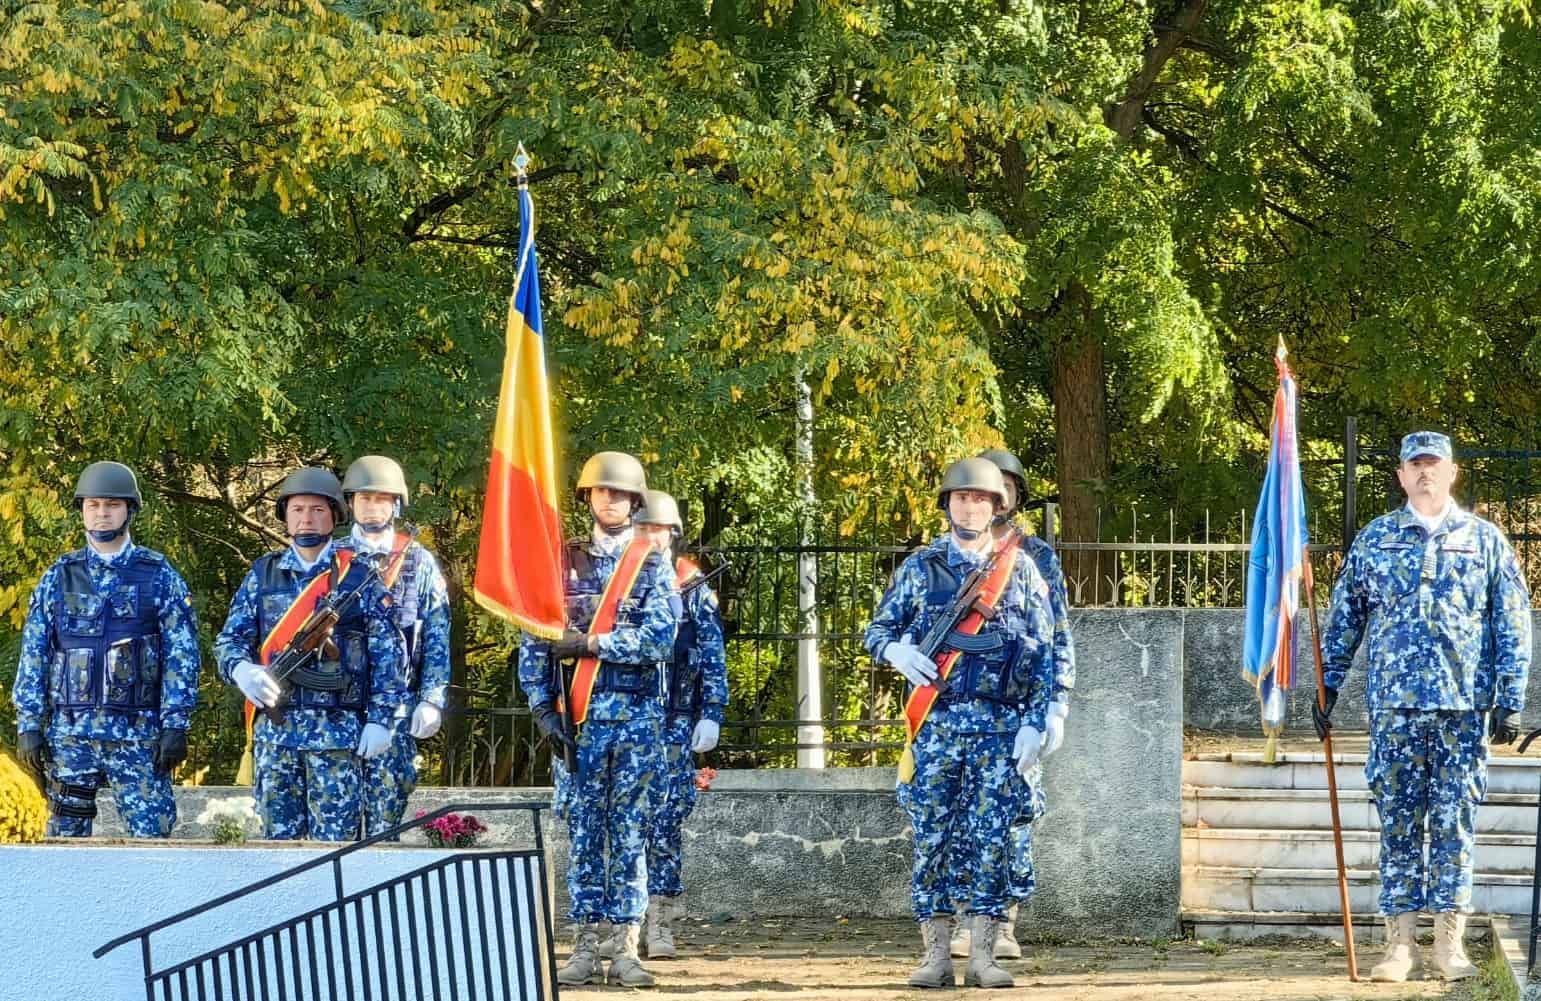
[
  {"left": 16, "top": 730, "right": 46, "bottom": 777},
  {"left": 533, "top": 704, "right": 577, "bottom": 753},
  {"left": 153, "top": 729, "right": 188, "bottom": 775},
  {"left": 549, "top": 629, "right": 591, "bottom": 660},
  {"left": 1311, "top": 687, "right": 1338, "bottom": 742},
  {"left": 1490, "top": 708, "right": 1521, "bottom": 746}
]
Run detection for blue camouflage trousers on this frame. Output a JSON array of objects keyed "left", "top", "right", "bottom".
[
  {"left": 897, "top": 713, "right": 1017, "bottom": 920},
  {"left": 646, "top": 715, "right": 698, "bottom": 898},
  {"left": 254, "top": 742, "right": 362, "bottom": 842},
  {"left": 567, "top": 716, "right": 664, "bottom": 925},
  {"left": 948, "top": 764, "right": 1041, "bottom": 909},
  {"left": 46, "top": 736, "right": 175, "bottom": 837},
  {"left": 362, "top": 732, "right": 418, "bottom": 839},
  {"left": 1366, "top": 709, "right": 1488, "bottom": 915}
]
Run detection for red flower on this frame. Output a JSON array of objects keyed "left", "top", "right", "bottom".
[{"left": 693, "top": 767, "right": 718, "bottom": 791}]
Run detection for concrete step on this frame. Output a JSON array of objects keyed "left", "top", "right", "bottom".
[
  {"left": 1182, "top": 865, "right": 1535, "bottom": 915},
  {"left": 1181, "top": 908, "right": 1495, "bottom": 945},
  {"left": 1185, "top": 751, "right": 1541, "bottom": 797},
  {"left": 1182, "top": 785, "right": 1541, "bottom": 835},
  {"left": 1183, "top": 827, "right": 1538, "bottom": 875}
]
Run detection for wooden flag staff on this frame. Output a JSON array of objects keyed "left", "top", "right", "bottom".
[{"left": 1303, "top": 549, "right": 1359, "bottom": 981}]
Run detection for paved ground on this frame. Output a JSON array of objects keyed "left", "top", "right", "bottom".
[{"left": 560, "top": 919, "right": 1512, "bottom": 1000}]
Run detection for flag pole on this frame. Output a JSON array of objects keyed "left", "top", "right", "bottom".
[{"left": 1302, "top": 549, "right": 1358, "bottom": 981}]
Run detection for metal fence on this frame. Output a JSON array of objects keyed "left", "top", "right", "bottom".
[{"left": 174, "top": 417, "right": 1541, "bottom": 784}]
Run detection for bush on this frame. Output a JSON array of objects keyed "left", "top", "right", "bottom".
[{"left": 0, "top": 752, "right": 48, "bottom": 843}]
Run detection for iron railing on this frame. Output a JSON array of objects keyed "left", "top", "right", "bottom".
[
  {"left": 154, "top": 416, "right": 1541, "bottom": 779},
  {"left": 94, "top": 801, "right": 557, "bottom": 1001}
]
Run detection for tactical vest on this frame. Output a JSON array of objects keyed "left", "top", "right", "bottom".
[
  {"left": 917, "top": 550, "right": 1032, "bottom": 705},
  {"left": 346, "top": 541, "right": 430, "bottom": 690},
  {"left": 48, "top": 549, "right": 166, "bottom": 712},
  {"left": 665, "top": 600, "right": 703, "bottom": 717},
  {"left": 564, "top": 539, "right": 663, "bottom": 696},
  {"left": 253, "top": 552, "right": 371, "bottom": 712}
]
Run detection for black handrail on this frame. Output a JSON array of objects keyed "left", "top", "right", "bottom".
[{"left": 94, "top": 799, "right": 551, "bottom": 960}]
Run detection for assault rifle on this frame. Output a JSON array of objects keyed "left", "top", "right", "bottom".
[
  {"left": 262, "top": 561, "right": 383, "bottom": 725},
  {"left": 681, "top": 559, "right": 730, "bottom": 596},
  {"left": 912, "top": 527, "right": 1023, "bottom": 693},
  {"left": 548, "top": 648, "right": 578, "bottom": 774}
]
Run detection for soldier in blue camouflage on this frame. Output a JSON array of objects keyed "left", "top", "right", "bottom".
[
  {"left": 214, "top": 468, "right": 409, "bottom": 842},
  {"left": 12, "top": 462, "right": 200, "bottom": 837},
  {"left": 338, "top": 456, "right": 452, "bottom": 839},
  {"left": 865, "top": 457, "right": 1056, "bottom": 990},
  {"left": 635, "top": 490, "right": 729, "bottom": 960},
  {"left": 947, "top": 448, "right": 1077, "bottom": 960},
  {"left": 517, "top": 452, "right": 679, "bottom": 989},
  {"left": 1318, "top": 431, "right": 1531, "bottom": 983}
]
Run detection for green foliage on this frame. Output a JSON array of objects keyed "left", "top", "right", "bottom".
[{"left": 2, "top": 0, "right": 1540, "bottom": 771}]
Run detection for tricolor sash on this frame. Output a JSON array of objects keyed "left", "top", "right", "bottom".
[
  {"left": 379, "top": 531, "right": 413, "bottom": 591},
  {"left": 896, "top": 534, "right": 1022, "bottom": 783},
  {"left": 566, "top": 537, "right": 654, "bottom": 726},
  {"left": 237, "top": 549, "right": 356, "bottom": 784}
]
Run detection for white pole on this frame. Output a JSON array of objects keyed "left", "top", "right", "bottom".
[{"left": 795, "top": 370, "right": 825, "bottom": 768}]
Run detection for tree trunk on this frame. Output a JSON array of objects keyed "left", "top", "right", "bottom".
[{"left": 1052, "top": 287, "right": 1109, "bottom": 547}]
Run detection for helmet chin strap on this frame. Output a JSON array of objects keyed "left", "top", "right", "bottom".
[
  {"left": 601, "top": 520, "right": 632, "bottom": 537},
  {"left": 87, "top": 524, "right": 129, "bottom": 543},
  {"left": 292, "top": 532, "right": 330, "bottom": 548},
  {"left": 947, "top": 514, "right": 985, "bottom": 541},
  {"left": 358, "top": 518, "right": 392, "bottom": 534}
]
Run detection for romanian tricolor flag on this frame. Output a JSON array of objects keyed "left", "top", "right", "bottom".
[
  {"left": 472, "top": 173, "right": 565, "bottom": 640},
  {"left": 1242, "top": 339, "right": 1309, "bottom": 761}
]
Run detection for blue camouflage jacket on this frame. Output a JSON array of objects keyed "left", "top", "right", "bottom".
[
  {"left": 214, "top": 542, "right": 410, "bottom": 750},
  {"left": 517, "top": 530, "right": 680, "bottom": 723},
  {"left": 1324, "top": 505, "right": 1532, "bottom": 712},
  {"left": 12, "top": 540, "right": 201, "bottom": 740},
  {"left": 671, "top": 572, "right": 729, "bottom": 725},
  {"left": 864, "top": 532, "right": 1056, "bottom": 731},
  {"left": 1023, "top": 533, "right": 1075, "bottom": 702},
  {"left": 338, "top": 532, "right": 451, "bottom": 712}
]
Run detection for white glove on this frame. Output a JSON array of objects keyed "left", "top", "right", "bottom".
[
  {"left": 882, "top": 635, "right": 938, "bottom": 688},
  {"left": 1043, "top": 700, "right": 1069, "bottom": 758},
  {"left": 356, "top": 722, "right": 392, "bottom": 760},
  {"left": 409, "top": 702, "right": 443, "bottom": 740},
  {"left": 691, "top": 719, "right": 720, "bottom": 753},
  {"left": 1012, "top": 725, "right": 1043, "bottom": 779},
  {"left": 233, "top": 661, "right": 280, "bottom": 708}
]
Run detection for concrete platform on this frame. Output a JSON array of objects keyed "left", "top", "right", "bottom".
[
  {"left": 1184, "top": 828, "right": 1538, "bottom": 874},
  {"left": 1183, "top": 785, "right": 1541, "bottom": 834},
  {"left": 1183, "top": 864, "right": 1535, "bottom": 915}
]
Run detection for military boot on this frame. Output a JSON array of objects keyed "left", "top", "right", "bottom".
[
  {"left": 608, "top": 922, "right": 656, "bottom": 988},
  {"left": 1433, "top": 912, "right": 1477, "bottom": 980},
  {"left": 557, "top": 924, "right": 604, "bottom": 986},
  {"left": 963, "top": 916, "right": 1015, "bottom": 988},
  {"left": 1369, "top": 912, "right": 1422, "bottom": 983},
  {"left": 949, "top": 913, "right": 970, "bottom": 958},
  {"left": 596, "top": 920, "right": 617, "bottom": 960},
  {"left": 993, "top": 904, "right": 1022, "bottom": 960},
  {"left": 908, "top": 917, "right": 955, "bottom": 989},
  {"left": 646, "top": 895, "right": 677, "bottom": 959}
]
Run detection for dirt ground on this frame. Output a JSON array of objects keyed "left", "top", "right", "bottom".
[{"left": 559, "top": 918, "right": 1510, "bottom": 1000}]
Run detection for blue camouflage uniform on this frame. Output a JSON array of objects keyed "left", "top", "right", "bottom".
[
  {"left": 11, "top": 538, "right": 201, "bottom": 837},
  {"left": 518, "top": 530, "right": 679, "bottom": 926},
  {"left": 865, "top": 533, "right": 1055, "bottom": 921},
  {"left": 1324, "top": 504, "right": 1531, "bottom": 915},
  {"left": 947, "top": 532, "right": 1074, "bottom": 909},
  {"left": 1007, "top": 533, "right": 1074, "bottom": 902},
  {"left": 214, "top": 542, "right": 409, "bottom": 841},
  {"left": 339, "top": 529, "right": 452, "bottom": 838},
  {"left": 647, "top": 560, "right": 728, "bottom": 899}
]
